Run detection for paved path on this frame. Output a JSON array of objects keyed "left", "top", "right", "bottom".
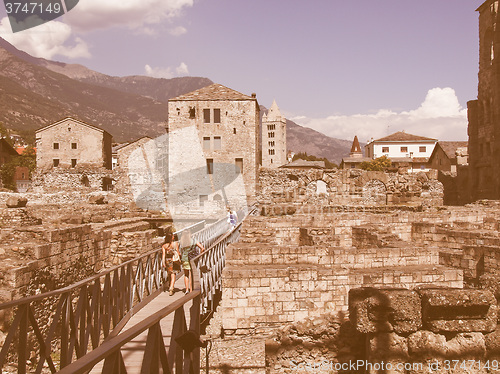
[{"left": 90, "top": 275, "right": 193, "bottom": 373}]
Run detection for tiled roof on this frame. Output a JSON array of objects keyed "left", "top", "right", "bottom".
[
  {"left": 350, "top": 136, "right": 362, "bottom": 153},
  {"left": 437, "top": 141, "right": 468, "bottom": 159},
  {"left": 374, "top": 131, "right": 437, "bottom": 143},
  {"left": 280, "top": 159, "right": 325, "bottom": 169},
  {"left": 0, "top": 138, "right": 19, "bottom": 156},
  {"left": 341, "top": 157, "right": 371, "bottom": 163},
  {"left": 169, "top": 83, "right": 256, "bottom": 101},
  {"left": 36, "top": 117, "right": 111, "bottom": 136}
]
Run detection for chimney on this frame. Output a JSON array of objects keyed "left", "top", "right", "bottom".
[{"left": 251, "top": 93, "right": 256, "bottom": 98}]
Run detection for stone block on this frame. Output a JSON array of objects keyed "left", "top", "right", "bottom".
[
  {"left": 367, "top": 332, "right": 409, "bottom": 361},
  {"left": 419, "top": 289, "right": 497, "bottom": 333},
  {"left": 6, "top": 196, "right": 27, "bottom": 208},
  {"left": 408, "top": 330, "right": 447, "bottom": 359},
  {"left": 349, "top": 288, "right": 422, "bottom": 334},
  {"left": 446, "top": 332, "right": 486, "bottom": 358}
]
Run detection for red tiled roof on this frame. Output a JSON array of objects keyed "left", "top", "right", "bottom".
[{"left": 374, "top": 131, "right": 437, "bottom": 143}]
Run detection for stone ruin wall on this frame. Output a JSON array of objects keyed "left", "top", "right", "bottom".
[
  {"left": 266, "top": 287, "right": 500, "bottom": 374},
  {"left": 30, "top": 167, "right": 119, "bottom": 193},
  {"left": 258, "top": 168, "right": 444, "bottom": 208},
  {"left": 220, "top": 211, "right": 479, "bottom": 336},
  {"left": 0, "top": 192, "right": 168, "bottom": 302}
]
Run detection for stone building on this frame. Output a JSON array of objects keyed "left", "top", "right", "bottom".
[
  {"left": 167, "top": 84, "right": 260, "bottom": 206},
  {"left": 35, "top": 117, "right": 112, "bottom": 171},
  {"left": 262, "top": 100, "right": 287, "bottom": 168},
  {"left": 467, "top": 0, "right": 500, "bottom": 200},
  {"left": 428, "top": 141, "right": 468, "bottom": 173}
]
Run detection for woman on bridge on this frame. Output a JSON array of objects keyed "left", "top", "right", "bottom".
[
  {"left": 162, "top": 229, "right": 181, "bottom": 296},
  {"left": 180, "top": 230, "right": 205, "bottom": 294}
]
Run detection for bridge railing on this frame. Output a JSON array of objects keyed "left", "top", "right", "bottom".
[{"left": 0, "top": 206, "right": 252, "bottom": 373}]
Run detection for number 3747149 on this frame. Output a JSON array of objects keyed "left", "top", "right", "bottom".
[{"left": 5, "top": 2, "right": 63, "bottom": 15}]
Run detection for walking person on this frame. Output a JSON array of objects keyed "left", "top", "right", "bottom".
[
  {"left": 162, "top": 229, "right": 180, "bottom": 296},
  {"left": 179, "top": 230, "right": 205, "bottom": 294}
]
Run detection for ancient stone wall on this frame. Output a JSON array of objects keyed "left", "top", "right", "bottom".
[
  {"left": 259, "top": 168, "right": 443, "bottom": 207},
  {"left": 220, "top": 212, "right": 468, "bottom": 335},
  {"left": 30, "top": 168, "right": 118, "bottom": 193},
  {"left": 7, "top": 224, "right": 111, "bottom": 298},
  {"left": 266, "top": 287, "right": 500, "bottom": 374}
]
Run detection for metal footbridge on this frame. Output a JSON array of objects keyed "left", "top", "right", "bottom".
[{"left": 0, "top": 207, "right": 254, "bottom": 373}]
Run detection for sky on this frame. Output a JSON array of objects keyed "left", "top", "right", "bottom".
[{"left": 0, "top": 0, "right": 485, "bottom": 143}]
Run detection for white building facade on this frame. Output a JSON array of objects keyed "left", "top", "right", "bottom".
[{"left": 365, "top": 132, "right": 437, "bottom": 172}]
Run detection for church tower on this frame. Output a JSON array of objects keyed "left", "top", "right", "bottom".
[{"left": 262, "top": 100, "right": 287, "bottom": 168}]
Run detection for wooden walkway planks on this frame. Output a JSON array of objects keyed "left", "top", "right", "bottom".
[{"left": 89, "top": 276, "right": 193, "bottom": 373}]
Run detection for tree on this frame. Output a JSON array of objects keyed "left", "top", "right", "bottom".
[
  {"left": 359, "top": 156, "right": 392, "bottom": 171},
  {"left": 0, "top": 146, "right": 36, "bottom": 191}
]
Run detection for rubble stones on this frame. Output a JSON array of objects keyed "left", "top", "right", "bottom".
[
  {"left": 349, "top": 288, "right": 422, "bottom": 334},
  {"left": 408, "top": 330, "right": 447, "bottom": 359},
  {"left": 6, "top": 196, "right": 27, "bottom": 208}
]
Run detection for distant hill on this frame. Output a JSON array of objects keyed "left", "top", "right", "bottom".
[
  {"left": 0, "top": 37, "right": 212, "bottom": 141},
  {"left": 0, "top": 37, "right": 354, "bottom": 162},
  {"left": 259, "top": 106, "right": 353, "bottom": 164}
]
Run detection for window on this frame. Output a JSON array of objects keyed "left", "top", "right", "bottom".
[
  {"left": 214, "top": 109, "right": 221, "bottom": 123},
  {"left": 189, "top": 107, "right": 196, "bottom": 119},
  {"left": 214, "top": 136, "right": 222, "bottom": 150},
  {"left": 203, "top": 137, "right": 211, "bottom": 151},
  {"left": 268, "top": 132, "right": 275, "bottom": 138},
  {"left": 53, "top": 159, "right": 59, "bottom": 167},
  {"left": 419, "top": 146, "right": 426, "bottom": 153},
  {"left": 53, "top": 143, "right": 59, "bottom": 150},
  {"left": 71, "top": 159, "right": 77, "bottom": 168},
  {"left": 233, "top": 128, "right": 237, "bottom": 134},
  {"left": 199, "top": 195, "right": 208, "bottom": 207},
  {"left": 203, "top": 109, "right": 211, "bottom": 123},
  {"left": 21, "top": 172, "right": 25, "bottom": 179},
  {"left": 71, "top": 143, "right": 77, "bottom": 149},
  {"left": 206, "top": 159, "right": 213, "bottom": 174},
  {"left": 269, "top": 141, "right": 275, "bottom": 147},
  {"left": 235, "top": 158, "right": 243, "bottom": 174},
  {"left": 382, "top": 147, "right": 389, "bottom": 153},
  {"left": 267, "top": 124, "right": 276, "bottom": 131},
  {"left": 420, "top": 165, "right": 425, "bottom": 170},
  {"left": 401, "top": 146, "right": 408, "bottom": 153},
  {"left": 268, "top": 149, "right": 275, "bottom": 155}
]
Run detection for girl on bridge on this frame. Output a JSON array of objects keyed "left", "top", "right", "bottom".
[
  {"left": 180, "top": 230, "right": 205, "bottom": 294},
  {"left": 162, "top": 228, "right": 181, "bottom": 296}
]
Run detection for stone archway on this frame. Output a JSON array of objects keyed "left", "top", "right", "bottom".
[{"left": 362, "top": 179, "right": 387, "bottom": 205}]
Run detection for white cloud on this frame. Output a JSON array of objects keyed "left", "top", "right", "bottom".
[
  {"left": 0, "top": 17, "right": 90, "bottom": 59},
  {"left": 175, "top": 62, "right": 189, "bottom": 76},
  {"left": 65, "top": 0, "right": 194, "bottom": 32},
  {"left": 145, "top": 62, "right": 189, "bottom": 78},
  {"left": 0, "top": 0, "right": 192, "bottom": 60},
  {"left": 169, "top": 26, "right": 187, "bottom": 36},
  {"left": 292, "top": 87, "right": 468, "bottom": 143}
]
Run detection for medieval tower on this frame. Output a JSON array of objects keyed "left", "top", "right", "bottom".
[
  {"left": 262, "top": 100, "right": 287, "bottom": 168},
  {"left": 468, "top": 0, "right": 500, "bottom": 200}
]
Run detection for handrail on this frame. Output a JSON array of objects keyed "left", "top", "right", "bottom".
[{"left": 0, "top": 205, "right": 254, "bottom": 373}]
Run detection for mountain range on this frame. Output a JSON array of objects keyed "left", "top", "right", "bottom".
[{"left": 0, "top": 37, "right": 353, "bottom": 163}]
